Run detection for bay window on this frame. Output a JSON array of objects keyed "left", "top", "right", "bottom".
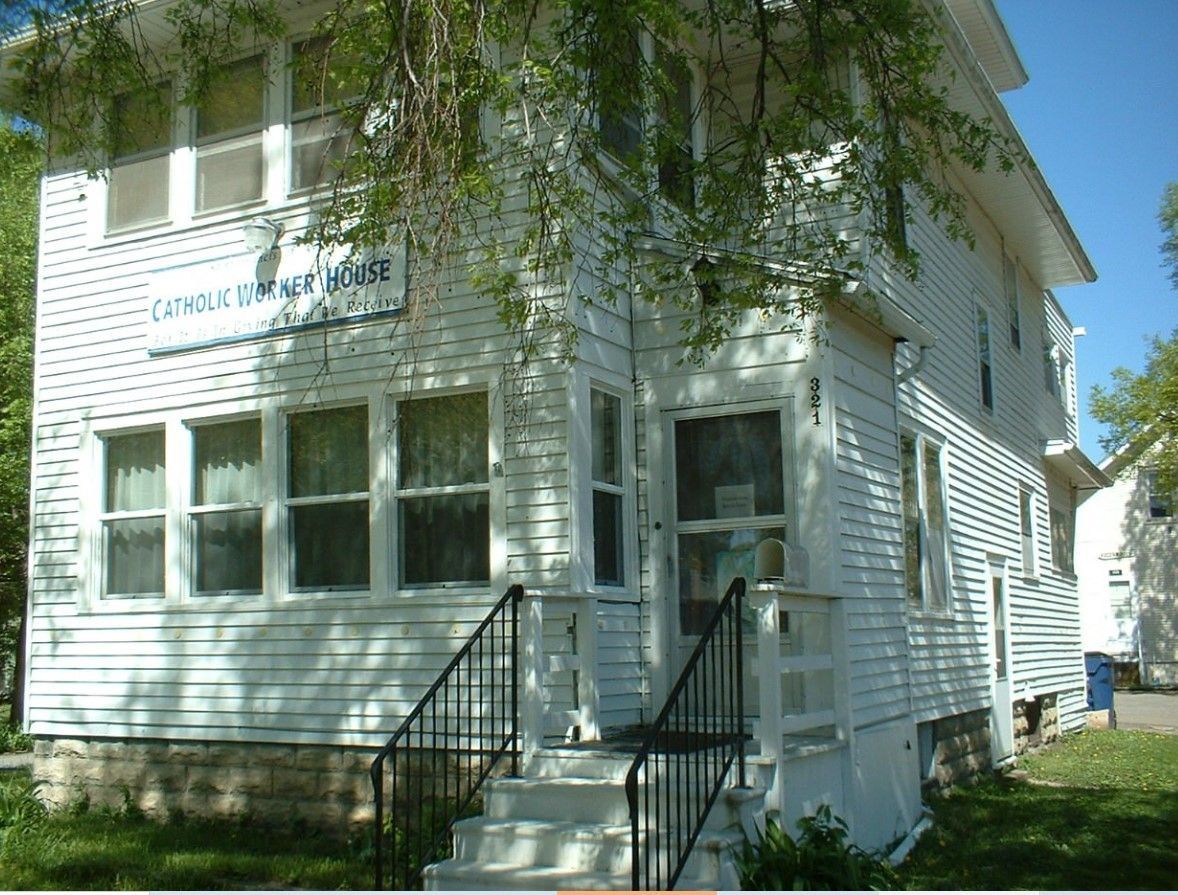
[
  {"left": 397, "top": 392, "right": 490, "bottom": 588},
  {"left": 191, "top": 418, "right": 263, "bottom": 595},
  {"left": 101, "top": 430, "right": 167, "bottom": 598},
  {"left": 288, "top": 405, "right": 370, "bottom": 590}
]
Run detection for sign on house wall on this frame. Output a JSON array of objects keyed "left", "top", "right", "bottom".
[{"left": 146, "top": 242, "right": 407, "bottom": 354}]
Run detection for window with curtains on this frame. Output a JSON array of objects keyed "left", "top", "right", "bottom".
[
  {"left": 101, "top": 430, "right": 167, "bottom": 598},
  {"left": 287, "top": 405, "right": 370, "bottom": 590},
  {"left": 591, "top": 388, "right": 625, "bottom": 587},
  {"left": 191, "top": 418, "right": 263, "bottom": 595},
  {"left": 396, "top": 392, "right": 489, "bottom": 588}
]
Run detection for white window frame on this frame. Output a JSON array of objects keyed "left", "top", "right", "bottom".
[
  {"left": 80, "top": 392, "right": 388, "bottom": 611},
  {"left": 1003, "top": 251, "right": 1021, "bottom": 352},
  {"left": 901, "top": 430, "right": 953, "bottom": 615},
  {"left": 1144, "top": 470, "right": 1173, "bottom": 520},
  {"left": 1018, "top": 484, "right": 1037, "bottom": 579},
  {"left": 97, "top": 39, "right": 361, "bottom": 242},
  {"left": 576, "top": 377, "right": 636, "bottom": 595},
  {"left": 1049, "top": 498, "right": 1076, "bottom": 575}
]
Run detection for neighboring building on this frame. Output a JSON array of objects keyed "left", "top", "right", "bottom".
[
  {"left": 7, "top": 0, "right": 1104, "bottom": 887},
  {"left": 1077, "top": 436, "right": 1178, "bottom": 686}
]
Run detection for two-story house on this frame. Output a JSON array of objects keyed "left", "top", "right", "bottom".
[{"left": 7, "top": 0, "right": 1104, "bottom": 888}]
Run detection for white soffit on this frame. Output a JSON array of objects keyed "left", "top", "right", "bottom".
[
  {"left": 936, "top": 4, "right": 1097, "bottom": 291},
  {"left": 1045, "top": 440, "right": 1113, "bottom": 490},
  {"left": 941, "top": 0, "right": 1029, "bottom": 92}
]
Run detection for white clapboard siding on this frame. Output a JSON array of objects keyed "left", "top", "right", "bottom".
[
  {"left": 830, "top": 312, "right": 910, "bottom": 729},
  {"left": 26, "top": 154, "right": 581, "bottom": 748},
  {"left": 887, "top": 181, "right": 1087, "bottom": 727}
]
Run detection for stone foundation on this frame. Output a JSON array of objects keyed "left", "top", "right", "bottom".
[
  {"left": 1013, "top": 692, "right": 1059, "bottom": 752},
  {"left": 33, "top": 737, "right": 377, "bottom": 838},
  {"left": 930, "top": 709, "right": 991, "bottom": 787}
]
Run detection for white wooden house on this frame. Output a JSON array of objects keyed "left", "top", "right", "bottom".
[
  {"left": 9, "top": 0, "right": 1105, "bottom": 888},
  {"left": 1076, "top": 436, "right": 1178, "bottom": 687}
]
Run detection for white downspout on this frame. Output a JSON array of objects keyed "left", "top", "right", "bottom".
[{"left": 896, "top": 343, "right": 932, "bottom": 385}]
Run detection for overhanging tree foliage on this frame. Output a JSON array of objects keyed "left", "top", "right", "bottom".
[
  {"left": 7, "top": 0, "right": 1017, "bottom": 362},
  {"left": 0, "top": 117, "right": 40, "bottom": 722},
  {"left": 1090, "top": 182, "right": 1178, "bottom": 492}
]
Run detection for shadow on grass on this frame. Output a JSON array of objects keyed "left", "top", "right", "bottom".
[{"left": 897, "top": 778, "right": 1178, "bottom": 890}]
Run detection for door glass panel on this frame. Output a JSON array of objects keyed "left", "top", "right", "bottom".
[
  {"left": 679, "top": 526, "right": 785, "bottom": 635},
  {"left": 675, "top": 412, "right": 783, "bottom": 521},
  {"left": 992, "top": 575, "right": 1007, "bottom": 680}
]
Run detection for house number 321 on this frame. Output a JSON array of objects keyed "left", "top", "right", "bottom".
[{"left": 809, "top": 377, "right": 822, "bottom": 426}]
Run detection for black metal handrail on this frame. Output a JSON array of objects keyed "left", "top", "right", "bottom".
[
  {"left": 370, "top": 584, "right": 524, "bottom": 890},
  {"left": 625, "top": 577, "right": 746, "bottom": 891}
]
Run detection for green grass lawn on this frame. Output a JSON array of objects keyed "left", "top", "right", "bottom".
[
  {"left": 896, "top": 730, "right": 1178, "bottom": 890},
  {"left": 2, "top": 729, "right": 1176, "bottom": 890},
  {"left": 0, "top": 773, "right": 371, "bottom": 890}
]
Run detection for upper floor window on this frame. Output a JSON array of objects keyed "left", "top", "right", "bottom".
[
  {"left": 1044, "top": 340, "right": 1062, "bottom": 400},
  {"left": 596, "top": 29, "right": 697, "bottom": 209},
  {"left": 900, "top": 432, "right": 950, "bottom": 613},
  {"left": 1050, "top": 499, "right": 1075, "bottom": 574},
  {"left": 976, "top": 305, "right": 994, "bottom": 413},
  {"left": 107, "top": 81, "right": 172, "bottom": 231},
  {"left": 1145, "top": 470, "right": 1173, "bottom": 519},
  {"left": 290, "top": 36, "right": 361, "bottom": 192},
  {"left": 1004, "top": 252, "right": 1021, "bottom": 350},
  {"left": 195, "top": 55, "right": 267, "bottom": 213}
]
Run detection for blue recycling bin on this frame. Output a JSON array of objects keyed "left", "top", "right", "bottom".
[{"left": 1085, "top": 652, "right": 1116, "bottom": 724}]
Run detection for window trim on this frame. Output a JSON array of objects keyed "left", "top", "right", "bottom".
[{"left": 587, "top": 382, "right": 633, "bottom": 592}]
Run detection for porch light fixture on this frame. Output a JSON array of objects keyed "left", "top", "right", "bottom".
[{"left": 243, "top": 217, "right": 285, "bottom": 253}]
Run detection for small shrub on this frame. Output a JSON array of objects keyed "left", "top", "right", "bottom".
[
  {"left": 0, "top": 722, "right": 33, "bottom": 753},
  {"left": 735, "top": 805, "right": 899, "bottom": 891}
]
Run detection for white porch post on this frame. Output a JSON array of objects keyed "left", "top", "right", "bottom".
[
  {"left": 752, "top": 583, "right": 784, "bottom": 760},
  {"left": 521, "top": 594, "right": 545, "bottom": 760}
]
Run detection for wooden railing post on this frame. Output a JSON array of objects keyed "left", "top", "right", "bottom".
[{"left": 752, "top": 582, "right": 784, "bottom": 761}]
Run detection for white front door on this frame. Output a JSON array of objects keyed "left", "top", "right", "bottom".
[
  {"left": 988, "top": 561, "right": 1014, "bottom": 764},
  {"left": 665, "top": 405, "right": 793, "bottom": 677}
]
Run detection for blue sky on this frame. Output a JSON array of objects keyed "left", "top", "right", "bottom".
[{"left": 996, "top": 1, "right": 1178, "bottom": 460}]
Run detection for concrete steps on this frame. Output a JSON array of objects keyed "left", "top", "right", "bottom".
[{"left": 423, "top": 747, "right": 763, "bottom": 891}]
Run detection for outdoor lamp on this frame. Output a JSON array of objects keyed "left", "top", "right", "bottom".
[{"left": 243, "top": 217, "right": 285, "bottom": 253}]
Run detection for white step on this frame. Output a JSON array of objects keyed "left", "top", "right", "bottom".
[
  {"left": 422, "top": 751, "right": 768, "bottom": 891},
  {"left": 452, "top": 815, "right": 745, "bottom": 878}
]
